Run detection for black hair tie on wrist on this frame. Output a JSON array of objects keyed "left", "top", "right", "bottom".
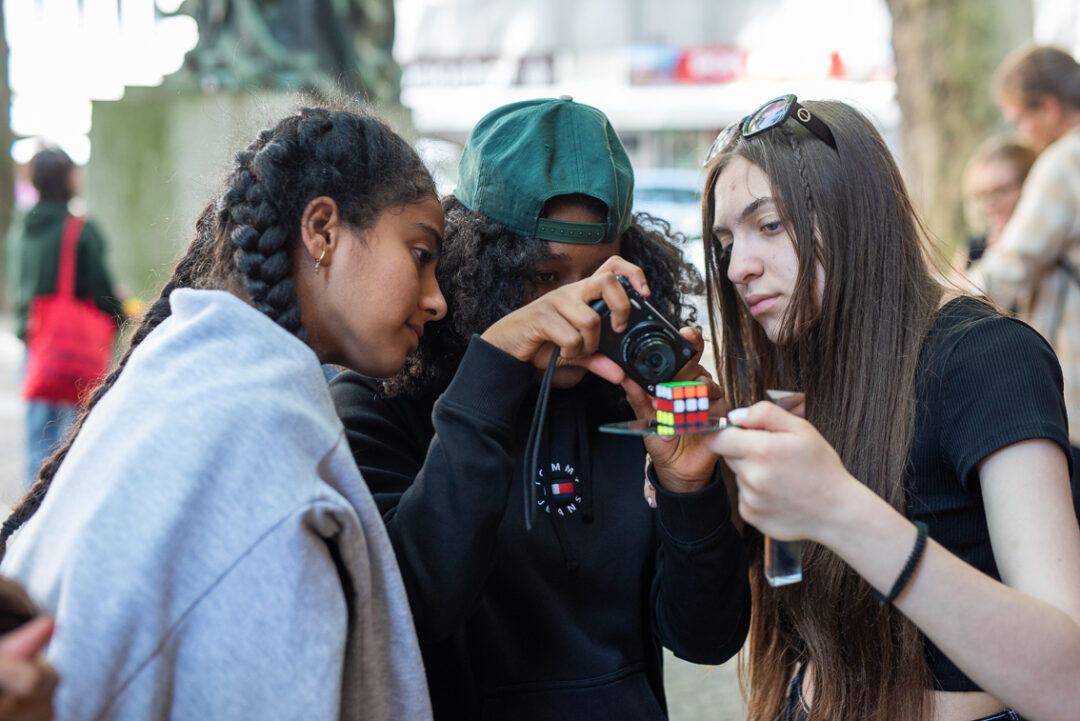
[{"left": 874, "top": 521, "right": 929, "bottom": 606}]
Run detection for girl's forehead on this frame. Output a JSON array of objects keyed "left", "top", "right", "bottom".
[
  {"left": 713, "top": 157, "right": 775, "bottom": 214},
  {"left": 718, "top": 157, "right": 771, "bottom": 191}
]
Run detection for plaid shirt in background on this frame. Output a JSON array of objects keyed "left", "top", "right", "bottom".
[{"left": 968, "top": 126, "right": 1080, "bottom": 446}]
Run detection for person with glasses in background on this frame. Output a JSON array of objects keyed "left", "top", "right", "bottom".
[
  {"left": 955, "top": 135, "right": 1035, "bottom": 270},
  {"left": 966, "top": 46, "right": 1080, "bottom": 523},
  {"left": 701, "top": 94, "right": 1080, "bottom": 721}
]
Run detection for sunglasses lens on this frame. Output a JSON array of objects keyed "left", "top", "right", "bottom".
[
  {"left": 703, "top": 122, "right": 740, "bottom": 166},
  {"left": 744, "top": 97, "right": 793, "bottom": 136}
]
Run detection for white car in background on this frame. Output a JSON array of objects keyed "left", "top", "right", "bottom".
[
  {"left": 632, "top": 168, "right": 714, "bottom": 367},
  {"left": 632, "top": 168, "right": 706, "bottom": 276}
]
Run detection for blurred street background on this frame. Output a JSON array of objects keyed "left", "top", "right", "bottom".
[
  {"left": 4, "top": 0, "right": 1080, "bottom": 718},
  {"left": 0, "top": 314, "right": 22, "bottom": 509}
]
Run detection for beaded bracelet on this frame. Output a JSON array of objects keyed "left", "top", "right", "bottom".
[{"left": 874, "top": 521, "right": 929, "bottom": 606}]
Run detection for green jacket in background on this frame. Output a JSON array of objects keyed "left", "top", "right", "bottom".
[{"left": 14, "top": 201, "right": 123, "bottom": 342}]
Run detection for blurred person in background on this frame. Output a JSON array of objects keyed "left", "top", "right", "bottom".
[
  {"left": 955, "top": 136, "right": 1035, "bottom": 270},
  {"left": 967, "top": 45, "right": 1080, "bottom": 519},
  {"left": 13, "top": 148, "right": 123, "bottom": 488}
]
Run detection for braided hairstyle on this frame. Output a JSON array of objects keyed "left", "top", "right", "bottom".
[
  {"left": 0, "top": 106, "right": 436, "bottom": 557},
  {"left": 381, "top": 195, "right": 704, "bottom": 399}
]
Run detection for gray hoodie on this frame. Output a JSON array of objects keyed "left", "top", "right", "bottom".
[{"left": 3, "top": 288, "right": 431, "bottom": 721}]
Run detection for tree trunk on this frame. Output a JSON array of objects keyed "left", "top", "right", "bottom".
[
  {"left": 887, "top": 0, "right": 1032, "bottom": 254},
  {"left": 0, "top": 2, "right": 14, "bottom": 312}
]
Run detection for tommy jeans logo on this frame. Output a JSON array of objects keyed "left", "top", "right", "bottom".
[{"left": 534, "top": 461, "right": 582, "bottom": 516}]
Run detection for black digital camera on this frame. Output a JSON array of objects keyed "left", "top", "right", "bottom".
[{"left": 589, "top": 275, "right": 696, "bottom": 395}]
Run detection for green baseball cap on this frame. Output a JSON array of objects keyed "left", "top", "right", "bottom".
[{"left": 455, "top": 96, "right": 634, "bottom": 244}]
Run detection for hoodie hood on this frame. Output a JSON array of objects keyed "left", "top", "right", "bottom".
[{"left": 23, "top": 202, "right": 69, "bottom": 236}]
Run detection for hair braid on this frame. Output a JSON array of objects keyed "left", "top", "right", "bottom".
[
  {"left": 225, "top": 137, "right": 306, "bottom": 338},
  {"left": 787, "top": 132, "right": 817, "bottom": 218}
]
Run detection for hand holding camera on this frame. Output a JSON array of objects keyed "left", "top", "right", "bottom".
[
  {"left": 589, "top": 275, "right": 697, "bottom": 394},
  {"left": 480, "top": 258, "right": 652, "bottom": 383}
]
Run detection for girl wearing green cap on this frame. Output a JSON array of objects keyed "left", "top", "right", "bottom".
[
  {"left": 703, "top": 96, "right": 1080, "bottom": 721},
  {"left": 331, "top": 97, "right": 750, "bottom": 720}
]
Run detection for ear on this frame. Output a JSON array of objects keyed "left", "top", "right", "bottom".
[{"left": 300, "top": 196, "right": 344, "bottom": 267}]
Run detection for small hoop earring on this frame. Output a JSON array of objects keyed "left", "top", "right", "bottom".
[{"left": 314, "top": 249, "right": 326, "bottom": 274}]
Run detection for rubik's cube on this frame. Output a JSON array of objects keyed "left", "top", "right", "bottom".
[{"left": 656, "top": 381, "right": 710, "bottom": 432}]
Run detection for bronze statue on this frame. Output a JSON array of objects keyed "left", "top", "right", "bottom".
[{"left": 170, "top": 0, "right": 400, "bottom": 106}]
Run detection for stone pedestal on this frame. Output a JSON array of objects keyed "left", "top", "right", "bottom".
[{"left": 85, "top": 88, "right": 303, "bottom": 302}]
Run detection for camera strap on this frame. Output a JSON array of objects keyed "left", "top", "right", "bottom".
[{"left": 523, "top": 347, "right": 560, "bottom": 531}]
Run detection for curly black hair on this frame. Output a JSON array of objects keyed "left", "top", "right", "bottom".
[
  {"left": 1, "top": 105, "right": 436, "bottom": 557},
  {"left": 381, "top": 195, "right": 705, "bottom": 398}
]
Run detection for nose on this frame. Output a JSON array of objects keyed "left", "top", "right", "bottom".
[
  {"left": 726, "top": 238, "right": 762, "bottom": 287},
  {"left": 422, "top": 273, "right": 448, "bottom": 322}
]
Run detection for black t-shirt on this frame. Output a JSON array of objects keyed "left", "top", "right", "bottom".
[{"left": 907, "top": 296, "right": 1070, "bottom": 690}]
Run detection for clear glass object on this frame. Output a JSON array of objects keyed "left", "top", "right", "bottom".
[
  {"left": 763, "top": 390, "right": 806, "bottom": 587},
  {"left": 764, "top": 537, "right": 804, "bottom": 586},
  {"left": 597, "top": 418, "right": 731, "bottom": 436}
]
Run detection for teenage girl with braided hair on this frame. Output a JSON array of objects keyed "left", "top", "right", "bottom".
[
  {"left": 703, "top": 96, "right": 1080, "bottom": 721},
  {"left": 0, "top": 106, "right": 449, "bottom": 720}
]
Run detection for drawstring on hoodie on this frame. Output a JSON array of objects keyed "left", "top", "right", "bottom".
[
  {"left": 546, "top": 507, "right": 580, "bottom": 572},
  {"left": 522, "top": 348, "right": 597, "bottom": 572},
  {"left": 524, "top": 349, "right": 560, "bottom": 531}
]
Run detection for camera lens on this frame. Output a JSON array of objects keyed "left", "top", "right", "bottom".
[{"left": 624, "top": 326, "right": 678, "bottom": 383}]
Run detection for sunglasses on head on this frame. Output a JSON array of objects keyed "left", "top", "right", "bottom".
[{"left": 703, "top": 94, "right": 838, "bottom": 166}]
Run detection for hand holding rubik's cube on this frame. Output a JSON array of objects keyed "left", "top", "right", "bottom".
[{"left": 655, "top": 381, "right": 710, "bottom": 435}]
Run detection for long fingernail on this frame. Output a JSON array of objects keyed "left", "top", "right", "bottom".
[
  {"left": 647, "top": 497, "right": 656, "bottom": 508},
  {"left": 728, "top": 407, "right": 749, "bottom": 423}
]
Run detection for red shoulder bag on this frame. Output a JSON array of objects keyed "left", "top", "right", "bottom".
[{"left": 22, "top": 215, "right": 116, "bottom": 406}]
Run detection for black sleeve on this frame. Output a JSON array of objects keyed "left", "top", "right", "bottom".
[
  {"left": 939, "top": 314, "right": 1071, "bottom": 490},
  {"left": 330, "top": 336, "right": 536, "bottom": 642},
  {"left": 649, "top": 465, "right": 751, "bottom": 664}
]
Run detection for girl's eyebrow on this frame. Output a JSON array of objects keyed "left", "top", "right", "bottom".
[
  {"left": 713, "top": 196, "right": 774, "bottom": 235},
  {"left": 416, "top": 221, "right": 444, "bottom": 245}
]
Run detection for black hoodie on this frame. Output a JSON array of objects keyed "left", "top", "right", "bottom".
[{"left": 330, "top": 336, "right": 750, "bottom": 721}]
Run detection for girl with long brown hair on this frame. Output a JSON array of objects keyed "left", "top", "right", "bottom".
[{"left": 703, "top": 96, "right": 1080, "bottom": 721}]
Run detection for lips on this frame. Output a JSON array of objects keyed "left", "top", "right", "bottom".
[
  {"left": 742, "top": 293, "right": 778, "bottom": 317},
  {"left": 407, "top": 324, "right": 423, "bottom": 348}
]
